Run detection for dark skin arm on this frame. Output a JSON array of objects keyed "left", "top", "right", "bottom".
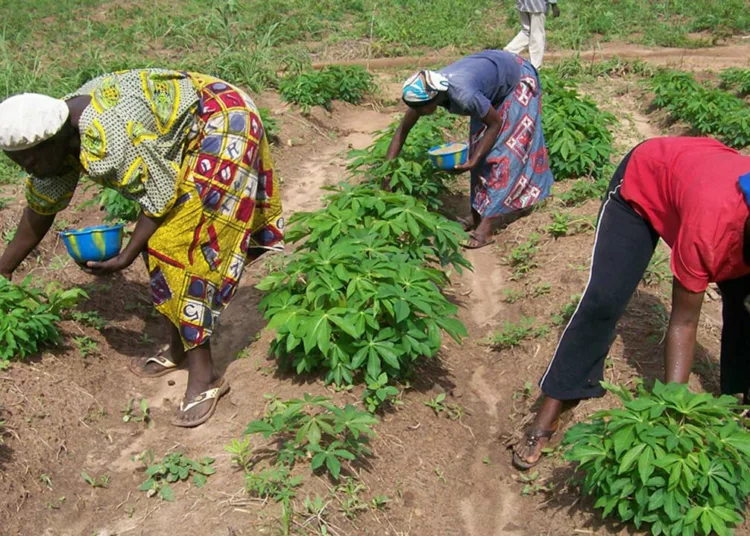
[
  {"left": 86, "top": 212, "right": 163, "bottom": 275},
  {"left": 664, "top": 277, "right": 704, "bottom": 383},
  {"left": 0, "top": 207, "right": 56, "bottom": 280},
  {"left": 454, "top": 104, "right": 503, "bottom": 172},
  {"left": 385, "top": 107, "right": 420, "bottom": 161}
]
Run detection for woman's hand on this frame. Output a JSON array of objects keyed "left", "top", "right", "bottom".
[
  {"left": 453, "top": 159, "right": 478, "bottom": 173},
  {"left": 84, "top": 252, "right": 136, "bottom": 275}
]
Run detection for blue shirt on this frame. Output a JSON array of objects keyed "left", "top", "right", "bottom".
[{"left": 439, "top": 50, "right": 522, "bottom": 119}]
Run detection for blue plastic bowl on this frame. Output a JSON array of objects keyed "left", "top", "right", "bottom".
[
  {"left": 428, "top": 142, "right": 469, "bottom": 170},
  {"left": 60, "top": 224, "right": 125, "bottom": 263}
]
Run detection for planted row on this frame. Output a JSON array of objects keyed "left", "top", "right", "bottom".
[{"left": 650, "top": 71, "right": 750, "bottom": 149}]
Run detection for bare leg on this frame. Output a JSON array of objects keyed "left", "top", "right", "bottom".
[
  {"left": 512, "top": 396, "right": 564, "bottom": 469},
  {"left": 172, "top": 340, "right": 223, "bottom": 425}
]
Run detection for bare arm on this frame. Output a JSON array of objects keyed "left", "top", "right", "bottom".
[
  {"left": 385, "top": 108, "right": 420, "bottom": 161},
  {"left": 0, "top": 207, "right": 55, "bottom": 280},
  {"left": 455, "top": 105, "right": 503, "bottom": 172},
  {"left": 664, "top": 277, "right": 704, "bottom": 383},
  {"left": 86, "top": 212, "right": 163, "bottom": 274}
]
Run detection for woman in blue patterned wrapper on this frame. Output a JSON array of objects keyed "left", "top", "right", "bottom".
[{"left": 385, "top": 50, "right": 554, "bottom": 249}]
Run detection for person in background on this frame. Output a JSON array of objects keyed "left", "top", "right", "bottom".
[
  {"left": 504, "top": 0, "right": 560, "bottom": 69},
  {"left": 0, "top": 69, "right": 284, "bottom": 427},
  {"left": 386, "top": 50, "right": 554, "bottom": 249},
  {"left": 512, "top": 137, "right": 750, "bottom": 470}
]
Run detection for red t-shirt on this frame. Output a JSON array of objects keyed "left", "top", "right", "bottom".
[{"left": 620, "top": 137, "right": 750, "bottom": 293}]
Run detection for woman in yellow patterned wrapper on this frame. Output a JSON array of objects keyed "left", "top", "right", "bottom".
[{"left": 0, "top": 69, "right": 284, "bottom": 427}]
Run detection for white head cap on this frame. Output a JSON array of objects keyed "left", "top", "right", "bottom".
[{"left": 0, "top": 93, "right": 70, "bottom": 152}]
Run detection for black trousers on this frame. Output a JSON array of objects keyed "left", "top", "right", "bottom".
[{"left": 540, "top": 152, "right": 750, "bottom": 400}]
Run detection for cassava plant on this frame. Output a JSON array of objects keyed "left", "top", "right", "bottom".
[
  {"left": 287, "top": 183, "right": 471, "bottom": 274},
  {"left": 257, "top": 238, "right": 467, "bottom": 386},
  {"left": 0, "top": 277, "right": 87, "bottom": 361},
  {"left": 348, "top": 110, "right": 459, "bottom": 209},
  {"left": 564, "top": 380, "right": 750, "bottom": 536},
  {"left": 279, "top": 65, "right": 375, "bottom": 111},
  {"left": 243, "top": 394, "right": 378, "bottom": 480}
]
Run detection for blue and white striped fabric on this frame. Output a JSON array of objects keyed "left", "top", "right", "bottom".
[
  {"left": 402, "top": 71, "right": 449, "bottom": 105},
  {"left": 516, "top": 0, "right": 556, "bottom": 14}
]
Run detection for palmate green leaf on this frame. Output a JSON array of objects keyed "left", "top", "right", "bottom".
[{"left": 618, "top": 443, "right": 646, "bottom": 475}]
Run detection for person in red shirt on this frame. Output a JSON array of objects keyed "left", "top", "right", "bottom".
[{"left": 513, "top": 137, "right": 750, "bottom": 470}]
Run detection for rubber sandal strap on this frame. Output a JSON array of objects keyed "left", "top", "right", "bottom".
[
  {"left": 145, "top": 355, "right": 178, "bottom": 369},
  {"left": 179, "top": 386, "right": 222, "bottom": 413},
  {"left": 524, "top": 428, "right": 555, "bottom": 441}
]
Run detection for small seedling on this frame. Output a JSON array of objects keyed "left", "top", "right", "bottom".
[
  {"left": 139, "top": 332, "right": 153, "bottom": 345},
  {"left": 550, "top": 295, "right": 581, "bottom": 326},
  {"left": 139, "top": 452, "right": 215, "bottom": 501},
  {"left": 434, "top": 467, "right": 447, "bottom": 484},
  {"left": 73, "top": 336, "right": 98, "bottom": 357},
  {"left": 546, "top": 212, "right": 570, "bottom": 238},
  {"left": 507, "top": 233, "right": 540, "bottom": 279},
  {"left": 531, "top": 283, "right": 551, "bottom": 297},
  {"left": 122, "top": 398, "right": 151, "bottom": 427},
  {"left": 71, "top": 311, "right": 108, "bottom": 331},
  {"left": 46, "top": 497, "right": 65, "bottom": 510},
  {"left": 484, "top": 317, "right": 546, "bottom": 349},
  {"left": 517, "top": 470, "right": 551, "bottom": 496},
  {"left": 502, "top": 288, "right": 526, "bottom": 304},
  {"left": 235, "top": 347, "right": 250, "bottom": 360},
  {"left": 512, "top": 381, "right": 534, "bottom": 401},
  {"left": 81, "top": 471, "right": 110, "bottom": 488},
  {"left": 224, "top": 437, "right": 253, "bottom": 471},
  {"left": 363, "top": 373, "right": 400, "bottom": 413},
  {"left": 3, "top": 228, "right": 16, "bottom": 245},
  {"left": 40, "top": 473, "right": 52, "bottom": 490},
  {"left": 370, "top": 494, "right": 391, "bottom": 510},
  {"left": 424, "top": 393, "right": 447, "bottom": 415},
  {"left": 336, "top": 477, "right": 369, "bottom": 520}
]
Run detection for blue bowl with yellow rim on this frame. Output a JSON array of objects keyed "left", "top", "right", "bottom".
[
  {"left": 428, "top": 142, "right": 469, "bottom": 170},
  {"left": 60, "top": 224, "right": 125, "bottom": 263}
]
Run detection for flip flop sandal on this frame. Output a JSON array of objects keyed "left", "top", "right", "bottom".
[
  {"left": 128, "top": 346, "right": 181, "bottom": 378},
  {"left": 171, "top": 378, "right": 230, "bottom": 428},
  {"left": 461, "top": 233, "right": 496, "bottom": 250},
  {"left": 512, "top": 428, "right": 555, "bottom": 471}
]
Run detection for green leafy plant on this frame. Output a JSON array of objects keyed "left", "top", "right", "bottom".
[
  {"left": 73, "top": 336, "right": 98, "bottom": 357},
  {"left": 719, "top": 68, "right": 750, "bottom": 97},
  {"left": 506, "top": 233, "right": 541, "bottom": 279},
  {"left": 547, "top": 212, "right": 570, "bottom": 238},
  {"left": 97, "top": 188, "right": 140, "bottom": 222},
  {"left": 502, "top": 288, "right": 525, "bottom": 304},
  {"left": 258, "top": 239, "right": 467, "bottom": 387},
  {"left": 643, "top": 247, "right": 671, "bottom": 286},
  {"left": 0, "top": 277, "right": 87, "bottom": 361},
  {"left": 558, "top": 177, "right": 609, "bottom": 207},
  {"left": 347, "top": 111, "right": 458, "bottom": 209},
  {"left": 287, "top": 183, "right": 471, "bottom": 274},
  {"left": 362, "top": 373, "right": 400, "bottom": 413},
  {"left": 279, "top": 65, "right": 374, "bottom": 111},
  {"left": 122, "top": 398, "right": 151, "bottom": 427},
  {"left": 81, "top": 471, "right": 110, "bottom": 489},
  {"left": 139, "top": 451, "right": 215, "bottom": 501},
  {"left": 531, "top": 282, "right": 552, "bottom": 298},
  {"left": 70, "top": 310, "right": 107, "bottom": 331},
  {"left": 564, "top": 381, "right": 750, "bottom": 536},
  {"left": 423, "top": 392, "right": 464, "bottom": 420},
  {"left": 243, "top": 394, "right": 378, "bottom": 480},
  {"left": 541, "top": 73, "right": 617, "bottom": 180},
  {"left": 650, "top": 70, "right": 750, "bottom": 149},
  {"left": 224, "top": 437, "right": 253, "bottom": 471},
  {"left": 517, "top": 470, "right": 552, "bottom": 496},
  {"left": 483, "top": 317, "right": 547, "bottom": 349},
  {"left": 551, "top": 294, "right": 581, "bottom": 326}
]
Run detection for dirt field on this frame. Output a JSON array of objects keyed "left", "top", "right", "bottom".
[{"left": 1, "top": 41, "right": 750, "bottom": 536}]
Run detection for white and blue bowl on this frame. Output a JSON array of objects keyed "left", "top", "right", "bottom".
[{"left": 428, "top": 142, "right": 469, "bottom": 170}]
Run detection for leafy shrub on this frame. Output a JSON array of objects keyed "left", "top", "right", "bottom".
[
  {"left": 279, "top": 65, "right": 374, "bottom": 111},
  {"left": 564, "top": 381, "right": 750, "bottom": 536},
  {"left": 287, "top": 183, "right": 471, "bottom": 274},
  {"left": 348, "top": 111, "right": 458, "bottom": 209},
  {"left": 258, "top": 239, "right": 466, "bottom": 386},
  {"left": 541, "top": 74, "right": 617, "bottom": 180},
  {"left": 650, "top": 71, "right": 750, "bottom": 149},
  {"left": 97, "top": 188, "right": 140, "bottom": 222},
  {"left": 244, "top": 394, "right": 377, "bottom": 480},
  {"left": 0, "top": 277, "right": 86, "bottom": 361},
  {"left": 719, "top": 68, "right": 750, "bottom": 97}
]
